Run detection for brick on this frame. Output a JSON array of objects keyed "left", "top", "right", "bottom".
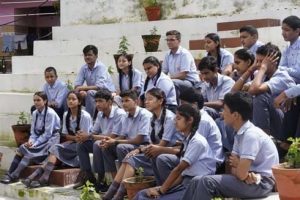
[{"left": 217, "top": 18, "right": 280, "bottom": 31}]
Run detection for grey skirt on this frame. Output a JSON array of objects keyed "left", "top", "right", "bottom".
[
  {"left": 49, "top": 141, "right": 79, "bottom": 167},
  {"left": 17, "top": 132, "right": 60, "bottom": 164}
]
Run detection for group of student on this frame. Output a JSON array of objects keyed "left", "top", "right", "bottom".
[{"left": 1, "top": 14, "right": 300, "bottom": 200}]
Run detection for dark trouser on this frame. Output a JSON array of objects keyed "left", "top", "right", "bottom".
[
  {"left": 76, "top": 140, "right": 94, "bottom": 172},
  {"left": 182, "top": 174, "right": 275, "bottom": 200}
]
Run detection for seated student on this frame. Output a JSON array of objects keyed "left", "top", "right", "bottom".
[
  {"left": 73, "top": 88, "right": 126, "bottom": 192},
  {"left": 204, "top": 33, "right": 234, "bottom": 75},
  {"left": 246, "top": 43, "right": 295, "bottom": 138},
  {"left": 21, "top": 91, "right": 92, "bottom": 188},
  {"left": 179, "top": 86, "right": 224, "bottom": 168},
  {"left": 100, "top": 90, "right": 152, "bottom": 180},
  {"left": 1, "top": 91, "right": 60, "bottom": 184},
  {"left": 41, "top": 66, "right": 68, "bottom": 120},
  {"left": 141, "top": 56, "right": 177, "bottom": 113},
  {"left": 182, "top": 92, "right": 279, "bottom": 200},
  {"left": 279, "top": 15, "right": 300, "bottom": 84},
  {"left": 198, "top": 56, "right": 235, "bottom": 119},
  {"left": 239, "top": 25, "right": 264, "bottom": 55},
  {"left": 230, "top": 49, "right": 255, "bottom": 83},
  {"left": 135, "top": 104, "right": 216, "bottom": 200},
  {"left": 162, "top": 30, "right": 200, "bottom": 94},
  {"left": 74, "top": 45, "right": 115, "bottom": 118},
  {"left": 103, "top": 88, "right": 179, "bottom": 200},
  {"left": 274, "top": 85, "right": 300, "bottom": 152}
]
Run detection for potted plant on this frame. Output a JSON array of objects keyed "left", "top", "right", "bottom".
[
  {"left": 272, "top": 137, "right": 300, "bottom": 200},
  {"left": 143, "top": 0, "right": 161, "bottom": 21},
  {"left": 142, "top": 26, "right": 161, "bottom": 52},
  {"left": 113, "top": 36, "right": 133, "bottom": 66},
  {"left": 11, "top": 111, "right": 31, "bottom": 147},
  {"left": 123, "top": 167, "right": 156, "bottom": 200},
  {"left": 80, "top": 181, "right": 100, "bottom": 200}
]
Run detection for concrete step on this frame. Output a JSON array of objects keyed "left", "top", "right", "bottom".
[{"left": 0, "top": 93, "right": 33, "bottom": 114}]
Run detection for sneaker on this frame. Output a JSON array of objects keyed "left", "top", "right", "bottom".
[
  {"left": 95, "top": 182, "right": 109, "bottom": 193},
  {"left": 73, "top": 171, "right": 87, "bottom": 190}
]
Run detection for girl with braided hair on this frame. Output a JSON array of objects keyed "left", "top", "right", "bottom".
[
  {"left": 1, "top": 91, "right": 61, "bottom": 184},
  {"left": 21, "top": 91, "right": 92, "bottom": 188},
  {"left": 135, "top": 104, "right": 217, "bottom": 200},
  {"left": 103, "top": 88, "right": 179, "bottom": 200}
]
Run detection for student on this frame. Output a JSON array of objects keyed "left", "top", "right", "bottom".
[
  {"left": 179, "top": 86, "right": 224, "bottom": 167},
  {"left": 103, "top": 88, "right": 179, "bottom": 200},
  {"left": 279, "top": 15, "right": 300, "bottom": 84},
  {"left": 239, "top": 25, "right": 264, "bottom": 55},
  {"left": 116, "top": 53, "right": 144, "bottom": 95},
  {"left": 73, "top": 88, "right": 126, "bottom": 192},
  {"left": 162, "top": 30, "right": 200, "bottom": 93},
  {"left": 74, "top": 45, "right": 115, "bottom": 118},
  {"left": 204, "top": 33, "right": 234, "bottom": 75},
  {"left": 247, "top": 43, "right": 295, "bottom": 137},
  {"left": 141, "top": 56, "right": 177, "bottom": 113},
  {"left": 42, "top": 66, "right": 69, "bottom": 119},
  {"left": 182, "top": 92, "right": 279, "bottom": 200},
  {"left": 135, "top": 104, "right": 216, "bottom": 200},
  {"left": 0, "top": 91, "right": 60, "bottom": 184},
  {"left": 231, "top": 49, "right": 255, "bottom": 92},
  {"left": 22, "top": 91, "right": 92, "bottom": 188},
  {"left": 198, "top": 56, "right": 235, "bottom": 119}
]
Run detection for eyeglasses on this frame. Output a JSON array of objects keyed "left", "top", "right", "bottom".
[{"left": 165, "top": 38, "right": 177, "bottom": 42}]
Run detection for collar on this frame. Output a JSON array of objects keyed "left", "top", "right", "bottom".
[
  {"left": 128, "top": 106, "right": 140, "bottom": 118},
  {"left": 37, "top": 107, "right": 46, "bottom": 116},
  {"left": 208, "top": 73, "right": 223, "bottom": 88},
  {"left": 84, "top": 60, "right": 99, "bottom": 70},
  {"left": 47, "top": 80, "right": 58, "bottom": 89},
  {"left": 101, "top": 105, "right": 116, "bottom": 119},
  {"left": 169, "top": 46, "right": 182, "bottom": 55},
  {"left": 290, "top": 37, "right": 300, "bottom": 49},
  {"left": 236, "top": 120, "right": 252, "bottom": 135}
]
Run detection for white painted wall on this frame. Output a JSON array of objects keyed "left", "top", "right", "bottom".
[{"left": 61, "top": 0, "right": 300, "bottom": 26}]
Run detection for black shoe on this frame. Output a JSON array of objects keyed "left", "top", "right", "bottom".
[
  {"left": 73, "top": 171, "right": 87, "bottom": 190},
  {"left": 95, "top": 182, "right": 109, "bottom": 193},
  {"left": 0, "top": 174, "right": 18, "bottom": 184},
  {"left": 21, "top": 178, "right": 32, "bottom": 187},
  {"left": 29, "top": 179, "right": 48, "bottom": 188}
]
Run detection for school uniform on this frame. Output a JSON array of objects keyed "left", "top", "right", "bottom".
[
  {"left": 142, "top": 72, "right": 178, "bottom": 109},
  {"left": 162, "top": 46, "right": 200, "bottom": 90},
  {"left": 135, "top": 132, "right": 216, "bottom": 200},
  {"left": 119, "top": 68, "right": 144, "bottom": 94},
  {"left": 182, "top": 121, "right": 279, "bottom": 200},
  {"left": 74, "top": 60, "right": 116, "bottom": 117},
  {"left": 113, "top": 106, "right": 152, "bottom": 165},
  {"left": 205, "top": 48, "right": 234, "bottom": 72},
  {"left": 202, "top": 73, "right": 235, "bottom": 118},
  {"left": 8, "top": 107, "right": 61, "bottom": 179},
  {"left": 124, "top": 110, "right": 180, "bottom": 183},
  {"left": 76, "top": 106, "right": 126, "bottom": 174},
  {"left": 279, "top": 37, "right": 300, "bottom": 83},
  {"left": 248, "top": 40, "right": 264, "bottom": 56},
  {"left": 49, "top": 110, "right": 92, "bottom": 167},
  {"left": 252, "top": 68, "right": 296, "bottom": 139}
]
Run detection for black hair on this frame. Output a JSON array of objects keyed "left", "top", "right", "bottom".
[
  {"left": 120, "top": 89, "right": 138, "bottom": 101},
  {"left": 83, "top": 45, "right": 98, "bottom": 56},
  {"left": 117, "top": 53, "right": 134, "bottom": 92},
  {"left": 239, "top": 25, "right": 258, "bottom": 36},
  {"left": 33, "top": 91, "right": 48, "bottom": 135},
  {"left": 224, "top": 91, "right": 252, "bottom": 121},
  {"left": 256, "top": 42, "right": 281, "bottom": 67},
  {"left": 65, "top": 91, "right": 82, "bottom": 135},
  {"left": 205, "top": 33, "right": 222, "bottom": 69},
  {"left": 176, "top": 104, "right": 200, "bottom": 157},
  {"left": 179, "top": 86, "right": 204, "bottom": 110},
  {"left": 94, "top": 88, "right": 113, "bottom": 101},
  {"left": 146, "top": 88, "right": 167, "bottom": 143},
  {"left": 234, "top": 49, "right": 255, "bottom": 66},
  {"left": 166, "top": 30, "right": 181, "bottom": 40},
  {"left": 198, "top": 56, "right": 218, "bottom": 72},
  {"left": 282, "top": 15, "right": 300, "bottom": 31},
  {"left": 44, "top": 66, "right": 57, "bottom": 77},
  {"left": 143, "top": 56, "right": 162, "bottom": 92}
]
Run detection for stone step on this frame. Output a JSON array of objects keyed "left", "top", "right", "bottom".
[{"left": 0, "top": 92, "right": 33, "bottom": 114}]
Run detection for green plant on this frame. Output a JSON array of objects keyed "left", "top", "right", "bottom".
[
  {"left": 107, "top": 65, "right": 114, "bottom": 75},
  {"left": 143, "top": 0, "right": 158, "bottom": 7},
  {"left": 149, "top": 26, "right": 158, "bottom": 35},
  {"left": 80, "top": 181, "right": 100, "bottom": 200},
  {"left": 285, "top": 137, "right": 300, "bottom": 168},
  {"left": 66, "top": 79, "right": 74, "bottom": 90},
  {"left": 17, "top": 112, "right": 29, "bottom": 125},
  {"left": 135, "top": 167, "right": 144, "bottom": 182},
  {"left": 117, "top": 36, "right": 130, "bottom": 54}
]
